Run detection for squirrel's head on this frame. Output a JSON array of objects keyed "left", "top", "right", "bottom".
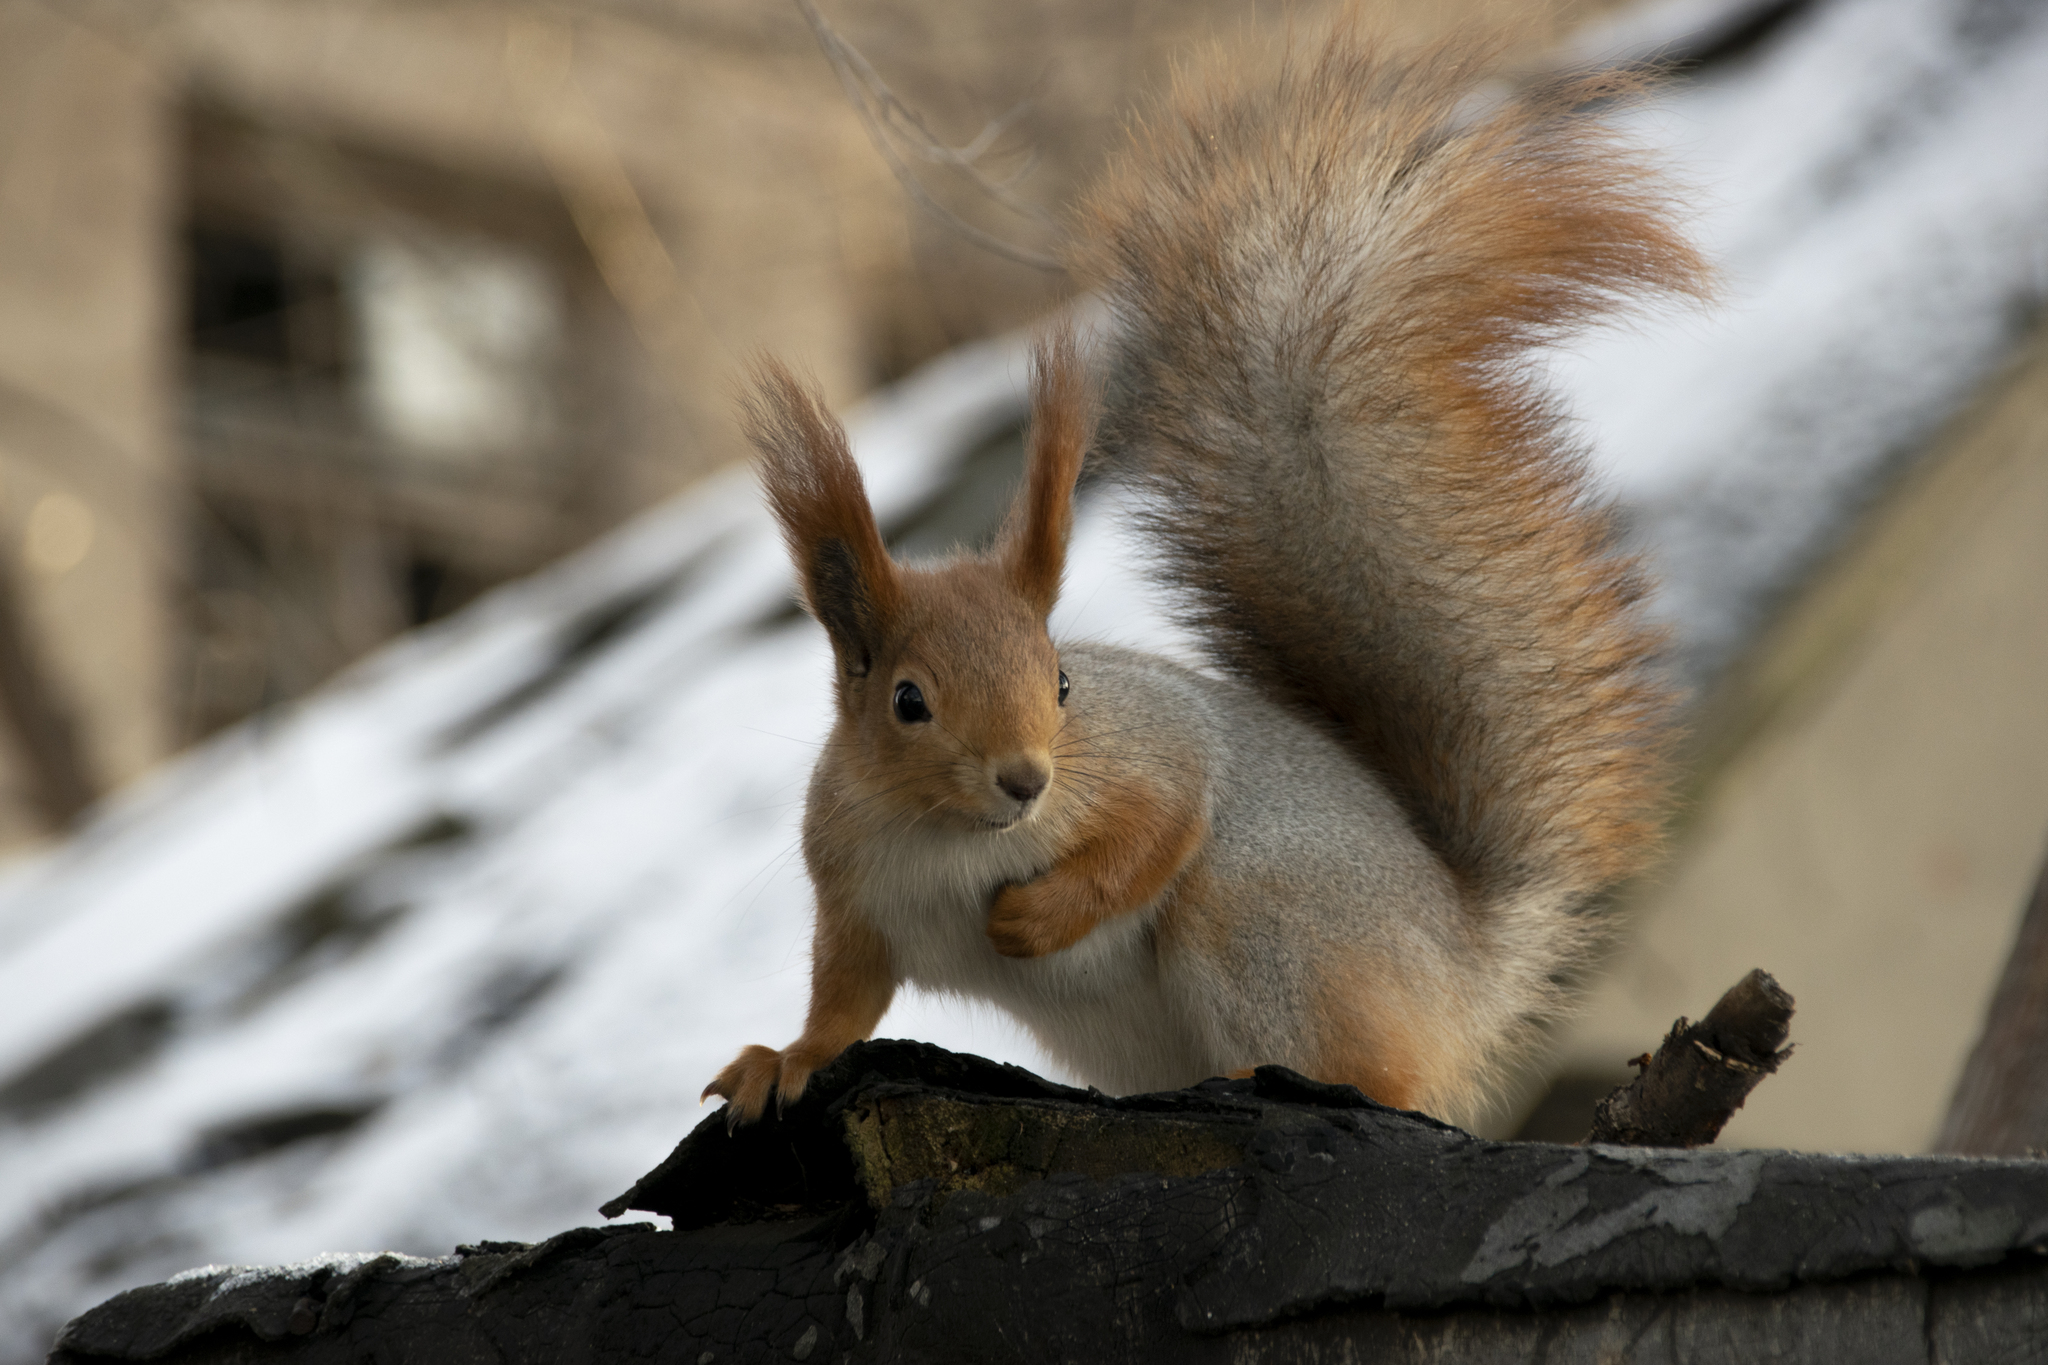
[{"left": 743, "top": 330, "right": 1090, "bottom": 831}]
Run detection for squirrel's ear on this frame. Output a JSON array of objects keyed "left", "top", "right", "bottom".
[
  {"left": 1001, "top": 328, "right": 1091, "bottom": 618},
  {"left": 742, "top": 359, "right": 902, "bottom": 678}
]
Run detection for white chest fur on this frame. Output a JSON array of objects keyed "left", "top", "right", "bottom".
[{"left": 844, "top": 818, "right": 1209, "bottom": 1092}]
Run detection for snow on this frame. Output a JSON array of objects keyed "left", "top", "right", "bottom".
[
  {"left": 167, "top": 1250, "right": 452, "bottom": 1293},
  {"left": 3, "top": 0, "right": 2046, "bottom": 1356},
  {"left": 1567, "top": 0, "right": 2048, "bottom": 679}
]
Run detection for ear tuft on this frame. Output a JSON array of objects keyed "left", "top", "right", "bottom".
[
  {"left": 741, "top": 358, "right": 901, "bottom": 677},
  {"left": 1002, "top": 327, "right": 1093, "bottom": 617}
]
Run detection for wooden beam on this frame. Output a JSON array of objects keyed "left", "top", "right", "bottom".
[{"left": 1938, "top": 843, "right": 2048, "bottom": 1154}]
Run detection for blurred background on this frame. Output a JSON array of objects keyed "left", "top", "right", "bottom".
[{"left": 0, "top": 0, "right": 2045, "bottom": 1354}]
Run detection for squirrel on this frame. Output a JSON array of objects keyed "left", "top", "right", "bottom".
[{"left": 705, "top": 26, "right": 1708, "bottom": 1126}]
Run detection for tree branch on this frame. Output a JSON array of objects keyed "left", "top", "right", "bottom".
[
  {"left": 1586, "top": 968, "right": 1795, "bottom": 1147},
  {"left": 793, "top": 0, "right": 1066, "bottom": 272}
]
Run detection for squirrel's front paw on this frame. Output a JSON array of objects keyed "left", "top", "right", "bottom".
[
  {"left": 701, "top": 1044, "right": 825, "bottom": 1128},
  {"left": 987, "top": 881, "right": 1089, "bottom": 959}
]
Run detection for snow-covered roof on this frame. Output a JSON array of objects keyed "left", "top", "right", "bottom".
[
  {"left": 1574, "top": 0, "right": 2048, "bottom": 682},
  {"left": 4, "top": 0, "right": 2046, "bottom": 1353}
]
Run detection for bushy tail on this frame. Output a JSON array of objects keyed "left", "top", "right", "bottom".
[{"left": 1071, "top": 30, "right": 1707, "bottom": 909}]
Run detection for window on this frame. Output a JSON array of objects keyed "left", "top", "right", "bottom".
[{"left": 177, "top": 104, "right": 632, "bottom": 740}]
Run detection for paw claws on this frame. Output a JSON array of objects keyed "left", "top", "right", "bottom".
[{"left": 706, "top": 1043, "right": 831, "bottom": 1130}]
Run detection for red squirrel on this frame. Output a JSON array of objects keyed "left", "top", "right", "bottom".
[{"left": 706, "top": 27, "right": 1707, "bottom": 1126}]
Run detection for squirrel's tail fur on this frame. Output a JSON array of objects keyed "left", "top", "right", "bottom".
[{"left": 1072, "top": 31, "right": 1708, "bottom": 919}]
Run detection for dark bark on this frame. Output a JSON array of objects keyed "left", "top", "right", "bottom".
[
  {"left": 0, "top": 549, "right": 97, "bottom": 829},
  {"left": 1586, "top": 968, "right": 1795, "bottom": 1147},
  {"left": 1939, "top": 844, "right": 2048, "bottom": 1154},
  {"left": 50, "top": 1039, "right": 2048, "bottom": 1365}
]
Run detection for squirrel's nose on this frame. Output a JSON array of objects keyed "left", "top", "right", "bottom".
[{"left": 995, "top": 764, "right": 1049, "bottom": 805}]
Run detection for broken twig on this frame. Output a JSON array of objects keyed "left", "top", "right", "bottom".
[{"left": 1586, "top": 968, "right": 1795, "bottom": 1147}]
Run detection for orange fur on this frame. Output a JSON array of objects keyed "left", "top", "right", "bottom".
[
  {"left": 708, "top": 25, "right": 1700, "bottom": 1126},
  {"left": 702, "top": 883, "right": 895, "bottom": 1126},
  {"left": 1309, "top": 957, "right": 1457, "bottom": 1113},
  {"left": 710, "top": 333, "right": 1095, "bottom": 1120},
  {"left": 742, "top": 361, "right": 904, "bottom": 681},
  {"left": 1072, "top": 31, "right": 1706, "bottom": 901},
  {"left": 1002, "top": 329, "right": 1091, "bottom": 616},
  {"left": 986, "top": 780, "right": 1206, "bottom": 959}
]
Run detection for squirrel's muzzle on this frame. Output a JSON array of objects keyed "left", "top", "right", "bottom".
[{"left": 993, "top": 759, "right": 1050, "bottom": 808}]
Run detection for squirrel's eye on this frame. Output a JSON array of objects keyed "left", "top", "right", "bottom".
[
  {"left": 892, "top": 681, "right": 931, "bottom": 724},
  {"left": 1058, "top": 671, "right": 1071, "bottom": 706}
]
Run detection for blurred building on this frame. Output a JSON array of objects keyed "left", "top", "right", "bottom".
[{"left": 15, "top": 0, "right": 1611, "bottom": 852}]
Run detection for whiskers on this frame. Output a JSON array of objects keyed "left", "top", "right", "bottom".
[
  {"left": 1048, "top": 713, "right": 1204, "bottom": 807},
  {"left": 829, "top": 756, "right": 963, "bottom": 828}
]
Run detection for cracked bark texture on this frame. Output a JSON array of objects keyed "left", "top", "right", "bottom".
[{"left": 51, "top": 1041, "right": 2048, "bottom": 1364}]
